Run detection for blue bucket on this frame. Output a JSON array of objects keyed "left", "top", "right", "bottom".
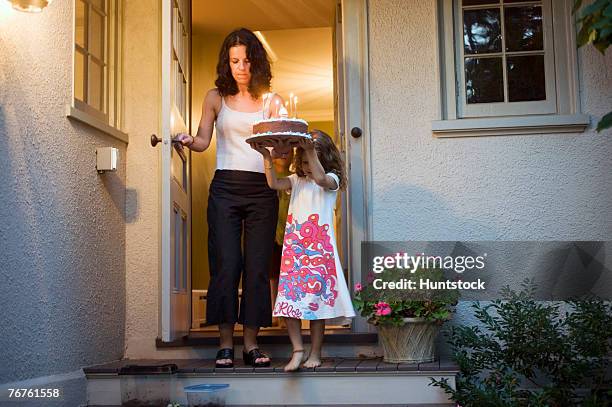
[{"left": 184, "top": 384, "right": 230, "bottom": 406}]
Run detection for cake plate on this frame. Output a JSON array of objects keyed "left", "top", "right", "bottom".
[{"left": 245, "top": 132, "right": 312, "bottom": 147}]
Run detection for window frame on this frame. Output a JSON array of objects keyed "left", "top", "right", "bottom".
[
  {"left": 457, "top": 0, "right": 556, "bottom": 117},
  {"left": 69, "top": 0, "right": 127, "bottom": 143},
  {"left": 433, "top": 0, "right": 589, "bottom": 137}
]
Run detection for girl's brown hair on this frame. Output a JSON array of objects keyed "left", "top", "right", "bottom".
[
  {"left": 294, "top": 130, "right": 347, "bottom": 191},
  {"left": 215, "top": 28, "right": 271, "bottom": 98}
]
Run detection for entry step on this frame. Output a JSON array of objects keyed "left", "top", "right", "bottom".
[{"left": 84, "top": 358, "right": 458, "bottom": 406}]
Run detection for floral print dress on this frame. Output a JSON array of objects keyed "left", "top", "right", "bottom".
[{"left": 272, "top": 172, "right": 356, "bottom": 322}]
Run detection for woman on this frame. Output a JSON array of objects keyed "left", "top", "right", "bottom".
[{"left": 178, "top": 28, "right": 285, "bottom": 368}]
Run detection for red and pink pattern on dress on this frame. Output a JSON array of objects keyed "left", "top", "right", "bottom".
[{"left": 274, "top": 213, "right": 339, "bottom": 318}]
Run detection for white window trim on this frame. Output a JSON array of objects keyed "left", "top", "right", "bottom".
[
  {"left": 458, "top": 0, "right": 556, "bottom": 117},
  {"left": 67, "top": 0, "right": 128, "bottom": 144},
  {"left": 433, "top": 0, "right": 589, "bottom": 138},
  {"left": 66, "top": 105, "right": 128, "bottom": 143}
]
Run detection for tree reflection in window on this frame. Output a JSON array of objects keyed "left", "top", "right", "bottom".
[
  {"left": 463, "top": 8, "right": 502, "bottom": 54},
  {"left": 505, "top": 6, "right": 543, "bottom": 52},
  {"left": 465, "top": 58, "right": 504, "bottom": 103},
  {"left": 462, "top": 0, "right": 546, "bottom": 104}
]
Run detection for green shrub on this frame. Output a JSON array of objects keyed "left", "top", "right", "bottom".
[{"left": 431, "top": 282, "right": 612, "bottom": 406}]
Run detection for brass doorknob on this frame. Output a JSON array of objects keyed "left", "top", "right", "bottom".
[{"left": 151, "top": 134, "right": 162, "bottom": 147}]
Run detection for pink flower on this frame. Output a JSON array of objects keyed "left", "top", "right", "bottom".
[
  {"left": 374, "top": 301, "right": 392, "bottom": 316},
  {"left": 354, "top": 283, "right": 363, "bottom": 292}
]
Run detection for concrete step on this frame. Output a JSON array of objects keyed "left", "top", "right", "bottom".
[{"left": 83, "top": 358, "right": 458, "bottom": 406}]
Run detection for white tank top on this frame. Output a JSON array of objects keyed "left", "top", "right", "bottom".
[{"left": 215, "top": 96, "right": 266, "bottom": 173}]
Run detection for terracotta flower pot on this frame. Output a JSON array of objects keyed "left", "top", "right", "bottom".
[{"left": 377, "top": 317, "right": 441, "bottom": 363}]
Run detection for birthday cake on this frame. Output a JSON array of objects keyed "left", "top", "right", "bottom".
[{"left": 251, "top": 118, "right": 309, "bottom": 137}]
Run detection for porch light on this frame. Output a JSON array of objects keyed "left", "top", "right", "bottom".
[{"left": 8, "top": 0, "right": 52, "bottom": 13}]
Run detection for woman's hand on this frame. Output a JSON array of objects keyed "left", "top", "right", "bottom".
[
  {"left": 250, "top": 141, "right": 272, "bottom": 159},
  {"left": 175, "top": 133, "right": 194, "bottom": 148}
]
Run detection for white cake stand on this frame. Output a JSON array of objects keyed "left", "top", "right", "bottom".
[{"left": 245, "top": 132, "right": 312, "bottom": 148}]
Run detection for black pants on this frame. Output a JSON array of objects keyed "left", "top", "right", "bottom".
[{"left": 206, "top": 170, "right": 278, "bottom": 328}]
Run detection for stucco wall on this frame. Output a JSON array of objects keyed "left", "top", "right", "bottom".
[
  {"left": 1, "top": 0, "right": 604, "bottom": 370},
  {"left": 367, "top": 0, "right": 612, "bottom": 349},
  {"left": 0, "top": 1, "right": 125, "bottom": 383},
  {"left": 123, "top": 0, "right": 163, "bottom": 358},
  {"left": 123, "top": 2, "right": 220, "bottom": 361},
  {"left": 368, "top": 0, "right": 611, "bottom": 242}
]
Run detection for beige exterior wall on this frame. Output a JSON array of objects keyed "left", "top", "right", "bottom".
[
  {"left": 368, "top": 0, "right": 611, "bottom": 241},
  {"left": 122, "top": 0, "right": 162, "bottom": 358},
  {"left": 367, "top": 0, "right": 612, "bottom": 355},
  {"left": 0, "top": 1, "right": 125, "bottom": 383},
  {"left": 0, "top": 0, "right": 606, "bottom": 373},
  {"left": 123, "top": 11, "right": 225, "bottom": 359},
  {"left": 109, "top": 0, "right": 612, "bottom": 361}
]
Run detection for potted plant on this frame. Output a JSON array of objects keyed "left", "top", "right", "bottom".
[{"left": 353, "top": 267, "right": 459, "bottom": 363}]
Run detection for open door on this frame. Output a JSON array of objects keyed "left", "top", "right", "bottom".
[
  {"left": 336, "top": 0, "right": 372, "bottom": 333},
  {"left": 159, "top": 0, "right": 192, "bottom": 342}
]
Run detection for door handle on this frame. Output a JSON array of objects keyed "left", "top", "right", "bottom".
[
  {"left": 351, "top": 127, "right": 362, "bottom": 138},
  {"left": 150, "top": 134, "right": 184, "bottom": 147},
  {"left": 151, "top": 134, "right": 162, "bottom": 147},
  {"left": 151, "top": 134, "right": 188, "bottom": 162}
]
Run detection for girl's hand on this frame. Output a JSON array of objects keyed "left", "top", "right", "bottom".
[
  {"left": 250, "top": 141, "right": 272, "bottom": 159},
  {"left": 175, "top": 133, "right": 194, "bottom": 147},
  {"left": 271, "top": 138, "right": 292, "bottom": 158},
  {"left": 298, "top": 137, "right": 315, "bottom": 151}
]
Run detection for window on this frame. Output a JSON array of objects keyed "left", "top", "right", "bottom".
[
  {"left": 433, "top": 0, "right": 589, "bottom": 137},
  {"left": 70, "top": 0, "right": 126, "bottom": 142},
  {"left": 171, "top": 0, "right": 190, "bottom": 129},
  {"left": 460, "top": 0, "right": 555, "bottom": 116}
]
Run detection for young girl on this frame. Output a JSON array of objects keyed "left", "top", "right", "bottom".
[{"left": 251, "top": 130, "right": 356, "bottom": 372}]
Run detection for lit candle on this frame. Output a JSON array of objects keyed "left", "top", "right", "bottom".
[
  {"left": 275, "top": 100, "right": 280, "bottom": 117},
  {"left": 279, "top": 102, "right": 288, "bottom": 117},
  {"left": 262, "top": 93, "right": 269, "bottom": 119},
  {"left": 293, "top": 96, "right": 298, "bottom": 118},
  {"left": 289, "top": 92, "right": 294, "bottom": 117}
]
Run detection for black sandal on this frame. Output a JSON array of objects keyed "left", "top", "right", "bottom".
[
  {"left": 243, "top": 347, "right": 271, "bottom": 367},
  {"left": 215, "top": 348, "right": 234, "bottom": 368}
]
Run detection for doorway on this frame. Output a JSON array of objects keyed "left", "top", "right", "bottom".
[{"left": 188, "top": 0, "right": 348, "bottom": 334}]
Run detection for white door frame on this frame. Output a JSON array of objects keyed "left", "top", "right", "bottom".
[
  {"left": 160, "top": 0, "right": 172, "bottom": 342},
  {"left": 160, "top": 0, "right": 192, "bottom": 342},
  {"left": 171, "top": 0, "right": 373, "bottom": 336},
  {"left": 339, "top": 0, "right": 373, "bottom": 333}
]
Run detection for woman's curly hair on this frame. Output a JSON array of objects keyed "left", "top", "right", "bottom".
[
  {"left": 215, "top": 28, "right": 271, "bottom": 98},
  {"left": 294, "top": 129, "right": 347, "bottom": 191}
]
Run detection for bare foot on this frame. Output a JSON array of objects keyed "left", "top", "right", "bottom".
[
  {"left": 303, "top": 353, "right": 321, "bottom": 369},
  {"left": 284, "top": 349, "right": 305, "bottom": 372}
]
